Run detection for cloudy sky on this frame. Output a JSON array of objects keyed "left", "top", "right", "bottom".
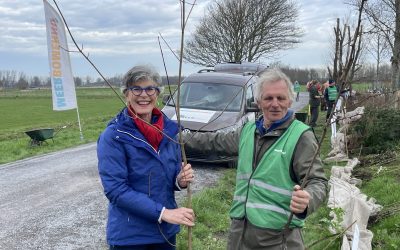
[{"left": 0, "top": 0, "right": 356, "bottom": 79}]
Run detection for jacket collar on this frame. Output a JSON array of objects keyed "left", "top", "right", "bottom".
[
  {"left": 109, "top": 107, "right": 179, "bottom": 139},
  {"left": 256, "top": 109, "right": 294, "bottom": 135}
]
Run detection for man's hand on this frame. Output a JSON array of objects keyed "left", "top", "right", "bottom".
[{"left": 290, "top": 185, "right": 310, "bottom": 214}]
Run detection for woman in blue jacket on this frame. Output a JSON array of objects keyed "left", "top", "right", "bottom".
[{"left": 97, "top": 65, "right": 195, "bottom": 250}]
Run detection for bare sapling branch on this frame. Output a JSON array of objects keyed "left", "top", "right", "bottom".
[
  {"left": 159, "top": 33, "right": 180, "bottom": 61},
  {"left": 52, "top": 0, "right": 179, "bottom": 144},
  {"left": 175, "top": 1, "right": 197, "bottom": 249}
]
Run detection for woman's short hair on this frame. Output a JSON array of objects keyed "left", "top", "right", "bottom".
[
  {"left": 122, "top": 65, "right": 161, "bottom": 94},
  {"left": 254, "top": 68, "right": 294, "bottom": 102}
]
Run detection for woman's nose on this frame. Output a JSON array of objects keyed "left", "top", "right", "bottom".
[{"left": 139, "top": 89, "right": 148, "bottom": 96}]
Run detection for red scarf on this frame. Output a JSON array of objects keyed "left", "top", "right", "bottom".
[{"left": 128, "top": 105, "right": 164, "bottom": 151}]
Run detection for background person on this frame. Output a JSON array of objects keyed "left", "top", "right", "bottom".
[
  {"left": 184, "top": 68, "right": 328, "bottom": 250},
  {"left": 97, "top": 65, "right": 195, "bottom": 250},
  {"left": 324, "top": 79, "right": 339, "bottom": 121},
  {"left": 293, "top": 80, "right": 301, "bottom": 101},
  {"left": 308, "top": 80, "right": 322, "bottom": 127},
  {"left": 320, "top": 80, "right": 329, "bottom": 111}
]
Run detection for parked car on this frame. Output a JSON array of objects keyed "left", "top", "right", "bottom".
[{"left": 162, "top": 62, "right": 267, "bottom": 167}]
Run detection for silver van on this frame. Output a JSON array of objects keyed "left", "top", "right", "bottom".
[{"left": 162, "top": 62, "right": 267, "bottom": 167}]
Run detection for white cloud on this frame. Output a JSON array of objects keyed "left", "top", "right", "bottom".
[{"left": 0, "top": 0, "right": 356, "bottom": 77}]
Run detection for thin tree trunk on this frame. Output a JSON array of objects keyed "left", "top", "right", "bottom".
[
  {"left": 392, "top": 0, "right": 400, "bottom": 90},
  {"left": 333, "top": 18, "right": 340, "bottom": 79}
]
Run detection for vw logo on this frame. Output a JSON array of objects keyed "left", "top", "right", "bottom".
[{"left": 182, "top": 128, "right": 191, "bottom": 133}]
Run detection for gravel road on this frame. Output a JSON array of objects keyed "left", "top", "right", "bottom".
[
  {"left": 0, "top": 92, "right": 307, "bottom": 249},
  {"left": 0, "top": 144, "right": 107, "bottom": 249},
  {"left": 0, "top": 144, "right": 228, "bottom": 249}
]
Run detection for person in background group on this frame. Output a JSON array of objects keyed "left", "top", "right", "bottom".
[
  {"left": 308, "top": 80, "right": 322, "bottom": 127},
  {"left": 97, "top": 65, "right": 195, "bottom": 250},
  {"left": 320, "top": 80, "right": 329, "bottom": 111},
  {"left": 184, "top": 68, "right": 328, "bottom": 250},
  {"left": 324, "top": 79, "right": 339, "bottom": 121},
  {"left": 294, "top": 80, "right": 301, "bottom": 101}
]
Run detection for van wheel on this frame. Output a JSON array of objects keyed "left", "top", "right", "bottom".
[{"left": 228, "top": 160, "right": 237, "bottom": 168}]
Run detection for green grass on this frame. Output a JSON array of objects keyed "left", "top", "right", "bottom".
[
  {"left": 0, "top": 88, "right": 123, "bottom": 130},
  {"left": 177, "top": 169, "right": 235, "bottom": 250},
  {"left": 0, "top": 97, "right": 122, "bottom": 130},
  {"left": 361, "top": 168, "right": 400, "bottom": 249},
  {"left": 350, "top": 82, "right": 371, "bottom": 92},
  {"left": 0, "top": 87, "right": 160, "bottom": 164}
]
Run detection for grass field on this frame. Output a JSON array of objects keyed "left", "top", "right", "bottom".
[
  {"left": 0, "top": 88, "right": 124, "bottom": 131},
  {"left": 0, "top": 88, "right": 128, "bottom": 163},
  {"left": 0, "top": 87, "right": 178, "bottom": 163}
]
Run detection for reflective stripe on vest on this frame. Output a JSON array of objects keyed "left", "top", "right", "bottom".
[
  {"left": 229, "top": 120, "right": 310, "bottom": 229},
  {"left": 328, "top": 86, "right": 338, "bottom": 101}
]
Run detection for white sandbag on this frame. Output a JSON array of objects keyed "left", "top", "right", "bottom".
[{"left": 328, "top": 158, "right": 382, "bottom": 250}]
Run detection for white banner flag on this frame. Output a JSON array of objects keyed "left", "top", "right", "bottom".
[{"left": 43, "top": 0, "right": 77, "bottom": 111}]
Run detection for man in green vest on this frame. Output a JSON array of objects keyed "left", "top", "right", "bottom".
[
  {"left": 324, "top": 79, "right": 339, "bottom": 121},
  {"left": 184, "top": 68, "right": 328, "bottom": 250}
]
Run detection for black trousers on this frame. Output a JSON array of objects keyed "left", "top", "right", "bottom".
[
  {"left": 326, "top": 101, "right": 335, "bottom": 119},
  {"left": 309, "top": 106, "right": 319, "bottom": 127}
]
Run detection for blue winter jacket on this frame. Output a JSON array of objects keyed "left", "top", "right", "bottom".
[{"left": 97, "top": 107, "right": 182, "bottom": 246}]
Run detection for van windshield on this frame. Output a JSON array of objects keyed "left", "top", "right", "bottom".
[{"left": 167, "top": 82, "right": 243, "bottom": 112}]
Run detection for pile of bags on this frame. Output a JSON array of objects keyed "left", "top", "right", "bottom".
[{"left": 328, "top": 159, "right": 382, "bottom": 250}]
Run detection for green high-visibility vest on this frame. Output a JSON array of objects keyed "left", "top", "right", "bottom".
[
  {"left": 327, "top": 86, "right": 338, "bottom": 101},
  {"left": 229, "top": 120, "right": 310, "bottom": 229},
  {"left": 294, "top": 83, "right": 301, "bottom": 93}
]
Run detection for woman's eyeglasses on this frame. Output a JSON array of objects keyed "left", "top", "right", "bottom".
[{"left": 127, "top": 86, "right": 160, "bottom": 96}]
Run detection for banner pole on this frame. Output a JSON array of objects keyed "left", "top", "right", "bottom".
[{"left": 75, "top": 106, "right": 84, "bottom": 141}]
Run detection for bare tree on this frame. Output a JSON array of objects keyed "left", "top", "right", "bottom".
[
  {"left": 85, "top": 76, "right": 92, "bottom": 86},
  {"left": 73, "top": 76, "right": 82, "bottom": 87},
  {"left": 3, "top": 70, "right": 17, "bottom": 88},
  {"left": 184, "top": 0, "right": 303, "bottom": 66},
  {"left": 31, "top": 76, "right": 42, "bottom": 87},
  {"left": 329, "top": 0, "right": 367, "bottom": 89},
  {"left": 16, "top": 72, "right": 29, "bottom": 90},
  {"left": 365, "top": 31, "right": 391, "bottom": 89},
  {"left": 364, "top": 0, "right": 400, "bottom": 89},
  {"left": 0, "top": 71, "right": 3, "bottom": 89}
]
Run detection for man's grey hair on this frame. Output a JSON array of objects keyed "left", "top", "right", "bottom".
[
  {"left": 254, "top": 68, "right": 295, "bottom": 102},
  {"left": 122, "top": 65, "right": 161, "bottom": 94}
]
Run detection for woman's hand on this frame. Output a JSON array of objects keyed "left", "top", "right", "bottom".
[
  {"left": 162, "top": 207, "right": 195, "bottom": 227},
  {"left": 177, "top": 163, "right": 194, "bottom": 188}
]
